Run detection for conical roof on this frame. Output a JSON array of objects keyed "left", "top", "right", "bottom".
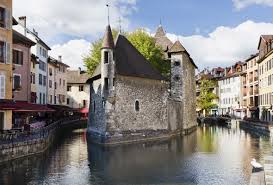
[
  {"left": 155, "top": 25, "right": 166, "bottom": 37},
  {"left": 169, "top": 40, "right": 186, "bottom": 53},
  {"left": 154, "top": 25, "right": 173, "bottom": 52},
  {"left": 102, "top": 25, "right": 114, "bottom": 49}
]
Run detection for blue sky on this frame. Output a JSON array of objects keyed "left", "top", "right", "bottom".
[{"left": 13, "top": 0, "right": 273, "bottom": 70}]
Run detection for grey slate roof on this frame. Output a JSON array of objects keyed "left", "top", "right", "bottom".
[
  {"left": 114, "top": 34, "right": 165, "bottom": 80},
  {"left": 67, "top": 70, "right": 90, "bottom": 84}
]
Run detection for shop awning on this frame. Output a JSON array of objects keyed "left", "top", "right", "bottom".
[
  {"left": 0, "top": 100, "right": 17, "bottom": 110},
  {"left": 13, "top": 101, "right": 55, "bottom": 112}
]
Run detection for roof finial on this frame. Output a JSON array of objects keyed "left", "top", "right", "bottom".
[
  {"left": 118, "top": 17, "right": 122, "bottom": 34},
  {"left": 106, "top": 4, "right": 110, "bottom": 25},
  {"left": 160, "top": 18, "right": 162, "bottom": 26}
]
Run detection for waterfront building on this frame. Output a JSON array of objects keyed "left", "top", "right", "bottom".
[
  {"left": 14, "top": 16, "right": 51, "bottom": 105},
  {"left": 47, "top": 56, "right": 69, "bottom": 105},
  {"left": 67, "top": 69, "right": 90, "bottom": 109},
  {"left": 257, "top": 35, "right": 273, "bottom": 122},
  {"left": 12, "top": 30, "right": 35, "bottom": 102},
  {"left": 241, "top": 54, "right": 259, "bottom": 119},
  {"left": 87, "top": 24, "right": 197, "bottom": 144},
  {"left": 0, "top": 0, "right": 13, "bottom": 130},
  {"left": 30, "top": 54, "right": 39, "bottom": 103},
  {"left": 218, "top": 62, "right": 244, "bottom": 118}
]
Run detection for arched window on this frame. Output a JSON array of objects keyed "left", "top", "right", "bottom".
[{"left": 135, "top": 100, "right": 140, "bottom": 112}]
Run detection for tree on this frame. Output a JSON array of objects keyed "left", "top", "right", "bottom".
[
  {"left": 196, "top": 79, "right": 218, "bottom": 116},
  {"left": 83, "top": 28, "right": 169, "bottom": 76}
]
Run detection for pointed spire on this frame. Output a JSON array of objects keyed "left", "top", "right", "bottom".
[
  {"left": 155, "top": 25, "right": 166, "bottom": 38},
  {"left": 102, "top": 25, "right": 114, "bottom": 49}
]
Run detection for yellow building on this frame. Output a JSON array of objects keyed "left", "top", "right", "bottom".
[
  {"left": 257, "top": 35, "right": 273, "bottom": 122},
  {"left": 0, "top": 0, "right": 13, "bottom": 130}
]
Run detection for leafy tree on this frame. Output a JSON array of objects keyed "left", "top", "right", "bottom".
[
  {"left": 196, "top": 79, "right": 218, "bottom": 116},
  {"left": 83, "top": 28, "right": 169, "bottom": 76}
]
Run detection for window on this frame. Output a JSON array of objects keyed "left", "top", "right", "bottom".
[
  {"left": 83, "top": 100, "right": 87, "bottom": 107},
  {"left": 39, "top": 93, "right": 42, "bottom": 104},
  {"left": 49, "top": 80, "right": 52, "bottom": 88},
  {"left": 0, "top": 111, "right": 4, "bottom": 130},
  {"left": 43, "top": 93, "right": 45, "bottom": 104},
  {"left": 0, "top": 41, "right": 5, "bottom": 63},
  {"left": 104, "top": 78, "right": 109, "bottom": 90},
  {"left": 39, "top": 60, "right": 46, "bottom": 71},
  {"left": 49, "top": 68, "right": 52, "bottom": 76},
  {"left": 67, "top": 98, "right": 70, "bottom": 105},
  {"left": 79, "top": 85, "right": 84, "bottom": 92},
  {"left": 13, "top": 74, "right": 21, "bottom": 90},
  {"left": 0, "top": 75, "right": 5, "bottom": 99},
  {"left": 49, "top": 95, "right": 52, "bottom": 104},
  {"left": 104, "top": 51, "right": 109, "bottom": 64},
  {"left": 174, "top": 61, "right": 180, "bottom": 66},
  {"left": 13, "top": 50, "right": 23, "bottom": 65},
  {"left": 67, "top": 85, "right": 71, "bottom": 91},
  {"left": 54, "top": 96, "right": 56, "bottom": 104},
  {"left": 0, "top": 7, "right": 5, "bottom": 28},
  {"left": 174, "top": 75, "right": 180, "bottom": 81},
  {"left": 39, "top": 74, "right": 42, "bottom": 85},
  {"left": 43, "top": 76, "right": 46, "bottom": 86},
  {"left": 135, "top": 100, "right": 140, "bottom": 112},
  {"left": 63, "top": 80, "right": 65, "bottom": 87},
  {"left": 32, "top": 73, "right": 35, "bottom": 84},
  {"left": 59, "top": 78, "right": 61, "bottom": 86},
  {"left": 54, "top": 82, "right": 57, "bottom": 89},
  {"left": 93, "top": 101, "right": 96, "bottom": 112}
]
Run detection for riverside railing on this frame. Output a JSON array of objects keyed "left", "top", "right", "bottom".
[{"left": 0, "top": 116, "right": 82, "bottom": 145}]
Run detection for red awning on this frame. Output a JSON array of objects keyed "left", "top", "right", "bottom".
[
  {"left": 0, "top": 101, "right": 17, "bottom": 110},
  {"left": 12, "top": 101, "right": 55, "bottom": 112},
  {"left": 80, "top": 107, "right": 89, "bottom": 114}
]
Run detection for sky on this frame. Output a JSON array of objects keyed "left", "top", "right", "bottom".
[{"left": 13, "top": 0, "right": 273, "bottom": 70}]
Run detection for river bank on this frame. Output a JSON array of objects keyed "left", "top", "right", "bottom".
[{"left": 0, "top": 118, "right": 87, "bottom": 163}]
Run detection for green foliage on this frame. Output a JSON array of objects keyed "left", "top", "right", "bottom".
[
  {"left": 196, "top": 79, "right": 218, "bottom": 115},
  {"left": 83, "top": 28, "right": 169, "bottom": 77}
]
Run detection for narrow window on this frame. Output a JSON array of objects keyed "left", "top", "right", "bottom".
[
  {"left": 135, "top": 100, "right": 140, "bottom": 112},
  {"left": 79, "top": 85, "right": 84, "bottom": 91},
  {"left": 104, "top": 78, "right": 109, "bottom": 90},
  {"left": 104, "top": 51, "right": 109, "bottom": 64},
  {"left": 93, "top": 101, "right": 96, "bottom": 112},
  {"left": 67, "top": 98, "right": 70, "bottom": 105},
  {"left": 174, "top": 61, "right": 180, "bottom": 66}
]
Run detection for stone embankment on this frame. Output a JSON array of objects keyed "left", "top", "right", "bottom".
[
  {"left": 0, "top": 118, "right": 87, "bottom": 163},
  {"left": 239, "top": 120, "right": 270, "bottom": 136}
]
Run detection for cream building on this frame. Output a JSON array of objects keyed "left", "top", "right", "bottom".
[
  {"left": 67, "top": 69, "right": 90, "bottom": 109},
  {"left": 241, "top": 54, "right": 259, "bottom": 118},
  {"left": 47, "top": 56, "right": 69, "bottom": 105},
  {"left": 257, "top": 35, "right": 273, "bottom": 122},
  {"left": 0, "top": 0, "right": 13, "bottom": 130}
]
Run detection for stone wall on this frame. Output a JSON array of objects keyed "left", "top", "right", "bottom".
[{"left": 110, "top": 75, "right": 169, "bottom": 132}]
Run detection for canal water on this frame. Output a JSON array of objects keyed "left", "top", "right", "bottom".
[{"left": 0, "top": 121, "right": 272, "bottom": 185}]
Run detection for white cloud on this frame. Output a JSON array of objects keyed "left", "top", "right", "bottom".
[
  {"left": 233, "top": 0, "right": 273, "bottom": 9},
  {"left": 49, "top": 39, "right": 90, "bottom": 70},
  {"left": 165, "top": 20, "right": 273, "bottom": 69},
  {"left": 13, "top": 0, "right": 137, "bottom": 41}
]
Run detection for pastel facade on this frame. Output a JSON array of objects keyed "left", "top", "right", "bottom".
[
  {"left": 257, "top": 35, "right": 273, "bottom": 122},
  {"left": 0, "top": 0, "right": 13, "bottom": 130},
  {"left": 67, "top": 69, "right": 90, "bottom": 109},
  {"left": 241, "top": 54, "right": 259, "bottom": 118},
  {"left": 12, "top": 30, "right": 35, "bottom": 102},
  {"left": 47, "top": 56, "right": 69, "bottom": 105}
]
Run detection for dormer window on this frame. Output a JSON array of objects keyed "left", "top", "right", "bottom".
[{"left": 104, "top": 51, "right": 109, "bottom": 64}]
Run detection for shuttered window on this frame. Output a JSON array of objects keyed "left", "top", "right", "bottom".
[{"left": 0, "top": 75, "right": 5, "bottom": 99}]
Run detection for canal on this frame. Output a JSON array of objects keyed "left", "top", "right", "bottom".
[{"left": 0, "top": 121, "right": 272, "bottom": 185}]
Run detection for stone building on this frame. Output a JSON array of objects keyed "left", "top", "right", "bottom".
[
  {"left": 67, "top": 69, "right": 90, "bottom": 109},
  {"left": 87, "top": 24, "right": 197, "bottom": 145},
  {"left": 47, "top": 56, "right": 69, "bottom": 105}
]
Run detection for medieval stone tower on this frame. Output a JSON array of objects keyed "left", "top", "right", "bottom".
[{"left": 87, "top": 24, "right": 197, "bottom": 145}]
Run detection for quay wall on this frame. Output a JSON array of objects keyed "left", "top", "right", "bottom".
[
  {"left": 0, "top": 119, "right": 87, "bottom": 163},
  {"left": 239, "top": 120, "right": 270, "bottom": 136}
]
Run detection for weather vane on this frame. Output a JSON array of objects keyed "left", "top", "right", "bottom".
[
  {"left": 118, "top": 17, "right": 122, "bottom": 33},
  {"left": 106, "top": 4, "right": 110, "bottom": 25}
]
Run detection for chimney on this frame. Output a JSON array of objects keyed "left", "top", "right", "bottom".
[
  {"left": 78, "top": 67, "right": 81, "bottom": 75},
  {"left": 58, "top": 55, "right": 62, "bottom": 62},
  {"left": 18, "top": 16, "right": 27, "bottom": 36}
]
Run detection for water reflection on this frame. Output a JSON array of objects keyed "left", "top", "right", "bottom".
[{"left": 0, "top": 123, "right": 272, "bottom": 185}]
